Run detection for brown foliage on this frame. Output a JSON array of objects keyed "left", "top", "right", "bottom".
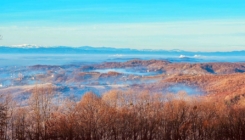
[{"left": 1, "top": 87, "right": 245, "bottom": 139}]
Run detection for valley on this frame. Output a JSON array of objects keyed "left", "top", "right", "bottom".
[{"left": 1, "top": 58, "right": 245, "bottom": 103}]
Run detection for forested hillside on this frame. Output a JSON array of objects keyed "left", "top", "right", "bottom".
[{"left": 1, "top": 86, "right": 245, "bottom": 140}]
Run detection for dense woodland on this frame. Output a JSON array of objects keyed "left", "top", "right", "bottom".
[{"left": 0, "top": 85, "right": 245, "bottom": 140}]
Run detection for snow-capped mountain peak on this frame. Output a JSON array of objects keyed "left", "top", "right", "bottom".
[{"left": 11, "top": 44, "right": 42, "bottom": 48}]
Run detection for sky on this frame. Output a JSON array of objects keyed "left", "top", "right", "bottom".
[{"left": 0, "top": 0, "right": 245, "bottom": 51}]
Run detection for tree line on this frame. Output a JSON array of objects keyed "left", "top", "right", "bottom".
[{"left": 0, "top": 85, "right": 245, "bottom": 140}]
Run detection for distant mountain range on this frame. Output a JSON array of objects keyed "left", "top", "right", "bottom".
[{"left": 0, "top": 45, "right": 245, "bottom": 56}]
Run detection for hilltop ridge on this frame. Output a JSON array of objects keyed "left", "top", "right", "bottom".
[{"left": 1, "top": 45, "right": 245, "bottom": 56}]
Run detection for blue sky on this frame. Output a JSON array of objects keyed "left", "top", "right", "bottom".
[{"left": 0, "top": 0, "right": 245, "bottom": 51}]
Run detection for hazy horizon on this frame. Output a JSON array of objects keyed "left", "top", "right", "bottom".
[
  {"left": 1, "top": 44, "right": 245, "bottom": 53},
  {"left": 1, "top": 0, "right": 245, "bottom": 52}
]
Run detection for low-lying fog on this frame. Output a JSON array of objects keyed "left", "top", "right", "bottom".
[
  {"left": 1, "top": 54, "right": 245, "bottom": 67},
  {"left": 93, "top": 68, "right": 161, "bottom": 76},
  {"left": 1, "top": 53, "right": 242, "bottom": 100}
]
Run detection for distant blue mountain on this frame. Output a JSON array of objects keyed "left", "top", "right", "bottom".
[{"left": 0, "top": 45, "right": 245, "bottom": 56}]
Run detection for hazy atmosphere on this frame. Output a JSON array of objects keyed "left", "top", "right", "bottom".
[
  {"left": 1, "top": 1, "right": 245, "bottom": 140},
  {"left": 1, "top": 0, "right": 245, "bottom": 51}
]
